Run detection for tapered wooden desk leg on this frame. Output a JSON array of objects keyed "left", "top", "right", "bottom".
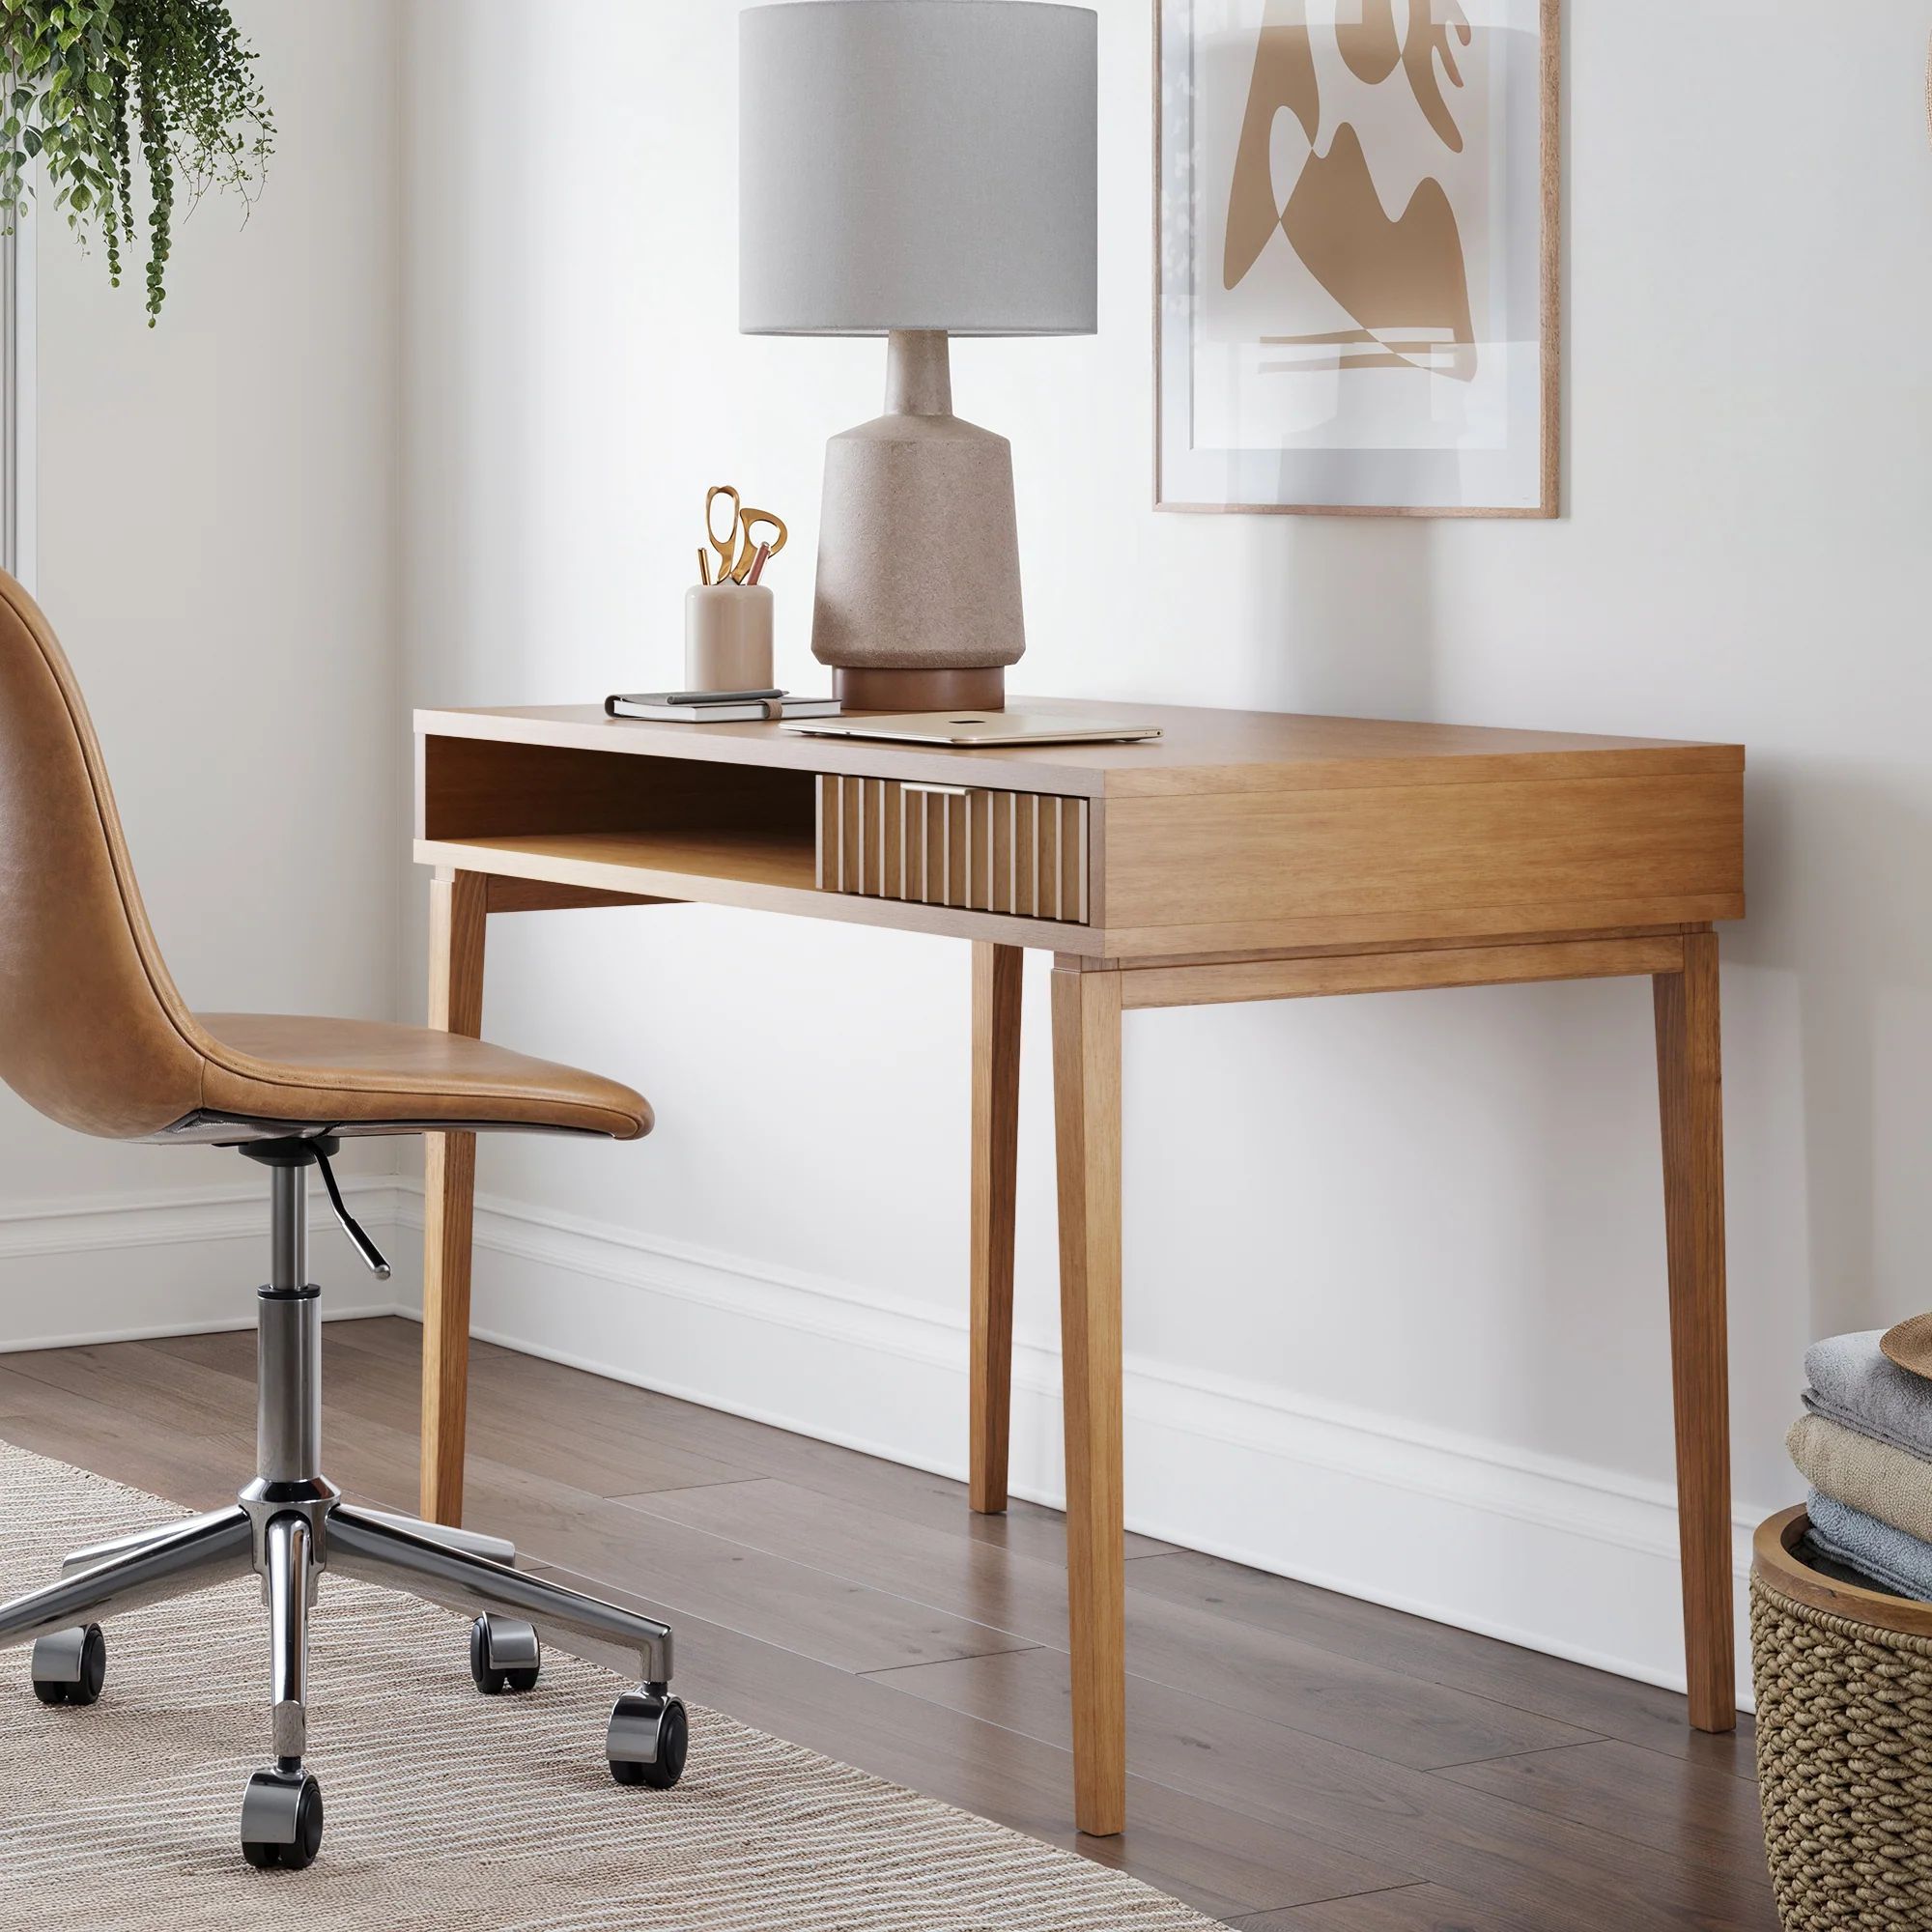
[
  {"left": 1654, "top": 931, "right": 1735, "bottom": 1732},
  {"left": 421, "top": 868, "right": 488, "bottom": 1528},
  {"left": 970, "top": 943, "right": 1024, "bottom": 1514},
  {"left": 1052, "top": 963, "right": 1126, "bottom": 1836}
]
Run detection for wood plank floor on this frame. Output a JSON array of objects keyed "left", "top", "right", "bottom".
[{"left": 0, "top": 1318, "right": 1775, "bottom": 1930}]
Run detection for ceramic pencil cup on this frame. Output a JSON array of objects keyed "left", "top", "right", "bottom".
[{"left": 685, "top": 583, "right": 775, "bottom": 693}]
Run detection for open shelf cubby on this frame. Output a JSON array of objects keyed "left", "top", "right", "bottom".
[{"left": 418, "top": 733, "right": 820, "bottom": 893}]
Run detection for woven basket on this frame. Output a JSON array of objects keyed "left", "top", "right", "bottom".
[{"left": 1752, "top": 1505, "right": 1932, "bottom": 1927}]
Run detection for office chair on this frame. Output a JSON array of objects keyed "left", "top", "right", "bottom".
[{"left": 0, "top": 571, "right": 684, "bottom": 1870}]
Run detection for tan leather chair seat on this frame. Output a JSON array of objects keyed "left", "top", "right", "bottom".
[
  {"left": 0, "top": 568, "right": 651, "bottom": 1149},
  {"left": 195, "top": 1014, "right": 651, "bottom": 1141}
]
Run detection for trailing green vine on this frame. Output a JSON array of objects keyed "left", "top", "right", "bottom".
[{"left": 0, "top": 1, "right": 273, "bottom": 324}]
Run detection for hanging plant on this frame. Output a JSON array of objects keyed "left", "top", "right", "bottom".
[{"left": 0, "top": 0, "right": 273, "bottom": 324}]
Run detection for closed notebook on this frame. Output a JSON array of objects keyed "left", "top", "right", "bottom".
[{"left": 606, "top": 693, "right": 841, "bottom": 723}]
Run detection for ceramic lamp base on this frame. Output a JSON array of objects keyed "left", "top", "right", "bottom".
[
  {"left": 834, "top": 666, "right": 1006, "bottom": 714},
  {"left": 810, "top": 331, "right": 1024, "bottom": 710}
]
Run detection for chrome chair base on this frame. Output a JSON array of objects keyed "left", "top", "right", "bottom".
[{"left": 0, "top": 1140, "right": 684, "bottom": 1869}]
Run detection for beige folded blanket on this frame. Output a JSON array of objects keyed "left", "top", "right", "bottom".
[{"left": 1788, "top": 1412, "right": 1932, "bottom": 1544}]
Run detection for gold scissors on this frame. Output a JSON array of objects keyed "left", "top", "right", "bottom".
[{"left": 703, "top": 484, "right": 787, "bottom": 585}]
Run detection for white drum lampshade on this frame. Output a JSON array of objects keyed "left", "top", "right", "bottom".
[{"left": 740, "top": 1, "right": 1098, "bottom": 710}]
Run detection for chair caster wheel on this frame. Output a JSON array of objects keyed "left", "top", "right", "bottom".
[
  {"left": 30, "top": 1624, "right": 105, "bottom": 1706},
  {"left": 240, "top": 1769, "right": 323, "bottom": 1870},
  {"left": 608, "top": 1689, "right": 688, "bottom": 1789},
  {"left": 469, "top": 1614, "right": 541, "bottom": 1694}
]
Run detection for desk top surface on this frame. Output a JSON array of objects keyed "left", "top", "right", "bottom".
[{"left": 418, "top": 697, "right": 1745, "bottom": 801}]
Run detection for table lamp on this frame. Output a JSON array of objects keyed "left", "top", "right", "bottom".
[{"left": 739, "top": 0, "right": 1097, "bottom": 712}]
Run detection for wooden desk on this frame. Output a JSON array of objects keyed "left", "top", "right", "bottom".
[{"left": 412, "top": 697, "right": 1746, "bottom": 1836}]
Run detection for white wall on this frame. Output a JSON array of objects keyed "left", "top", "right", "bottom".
[
  {"left": 0, "top": 0, "right": 410, "bottom": 1344},
  {"left": 395, "top": 0, "right": 1932, "bottom": 1698}
]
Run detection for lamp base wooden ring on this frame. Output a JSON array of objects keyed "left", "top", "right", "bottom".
[{"left": 833, "top": 667, "right": 1007, "bottom": 714}]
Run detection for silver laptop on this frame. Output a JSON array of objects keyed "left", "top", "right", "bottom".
[{"left": 781, "top": 710, "right": 1162, "bottom": 749}]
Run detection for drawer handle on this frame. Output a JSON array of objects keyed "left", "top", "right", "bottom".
[{"left": 900, "top": 781, "right": 970, "bottom": 799}]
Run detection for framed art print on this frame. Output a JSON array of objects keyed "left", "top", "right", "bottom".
[{"left": 1155, "top": 0, "right": 1558, "bottom": 516}]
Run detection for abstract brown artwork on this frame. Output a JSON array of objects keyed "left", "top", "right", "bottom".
[
  {"left": 1229, "top": 1, "right": 1476, "bottom": 382},
  {"left": 1157, "top": 0, "right": 1557, "bottom": 515}
]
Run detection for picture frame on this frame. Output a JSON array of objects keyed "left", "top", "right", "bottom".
[{"left": 1154, "top": 0, "right": 1559, "bottom": 518}]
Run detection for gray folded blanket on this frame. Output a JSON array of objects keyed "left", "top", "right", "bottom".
[
  {"left": 1805, "top": 1492, "right": 1932, "bottom": 1601},
  {"left": 1803, "top": 1328, "right": 1932, "bottom": 1461}
]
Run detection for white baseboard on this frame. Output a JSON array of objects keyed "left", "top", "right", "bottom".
[
  {"left": 0, "top": 1178, "right": 411, "bottom": 1352},
  {"left": 384, "top": 1184, "right": 1771, "bottom": 1708},
  {"left": 0, "top": 1175, "right": 1767, "bottom": 1705}
]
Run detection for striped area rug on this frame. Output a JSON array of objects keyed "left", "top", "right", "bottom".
[{"left": 0, "top": 1438, "right": 1216, "bottom": 1931}]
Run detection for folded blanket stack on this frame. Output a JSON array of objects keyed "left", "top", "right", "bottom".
[{"left": 1789, "top": 1329, "right": 1932, "bottom": 1598}]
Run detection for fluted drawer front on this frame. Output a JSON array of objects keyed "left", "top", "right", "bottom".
[{"left": 815, "top": 776, "right": 1089, "bottom": 923}]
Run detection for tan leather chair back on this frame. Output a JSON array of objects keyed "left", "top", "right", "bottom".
[{"left": 0, "top": 572, "right": 205, "bottom": 1137}]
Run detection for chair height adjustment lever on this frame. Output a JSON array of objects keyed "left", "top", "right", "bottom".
[{"left": 313, "top": 1148, "right": 391, "bottom": 1280}]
